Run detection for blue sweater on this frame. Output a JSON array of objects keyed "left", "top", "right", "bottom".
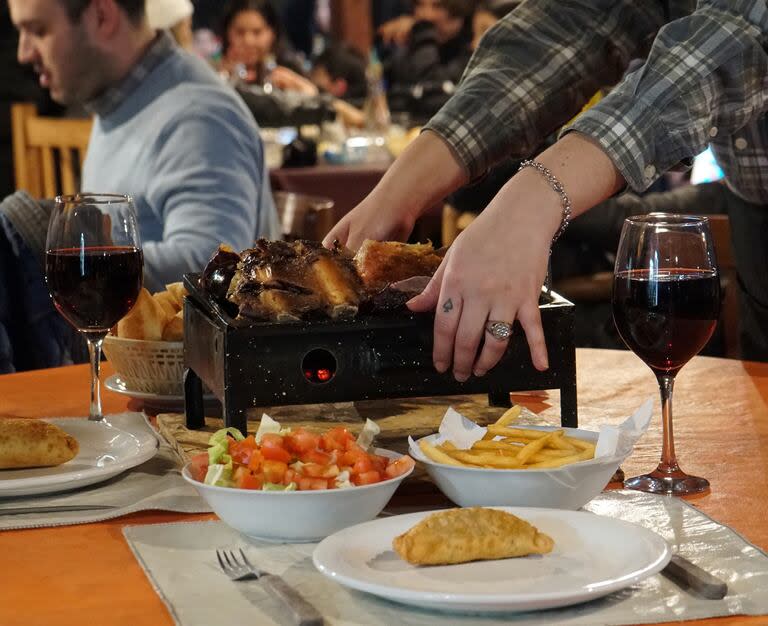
[{"left": 83, "top": 40, "right": 279, "bottom": 291}]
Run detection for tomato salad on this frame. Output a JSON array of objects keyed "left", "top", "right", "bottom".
[{"left": 188, "top": 417, "right": 415, "bottom": 491}]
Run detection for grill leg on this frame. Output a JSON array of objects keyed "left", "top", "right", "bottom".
[
  {"left": 488, "top": 390, "right": 512, "bottom": 408},
  {"left": 560, "top": 380, "right": 578, "bottom": 428},
  {"left": 222, "top": 393, "right": 248, "bottom": 436},
  {"left": 184, "top": 368, "right": 205, "bottom": 429}
]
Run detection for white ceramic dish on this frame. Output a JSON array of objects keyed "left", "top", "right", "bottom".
[
  {"left": 414, "top": 426, "right": 624, "bottom": 510},
  {"left": 104, "top": 374, "right": 216, "bottom": 410},
  {"left": 0, "top": 418, "right": 158, "bottom": 497},
  {"left": 182, "top": 448, "right": 414, "bottom": 543},
  {"left": 313, "top": 506, "right": 671, "bottom": 614}
]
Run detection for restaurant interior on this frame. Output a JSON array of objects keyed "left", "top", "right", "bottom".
[{"left": 1, "top": 1, "right": 767, "bottom": 625}]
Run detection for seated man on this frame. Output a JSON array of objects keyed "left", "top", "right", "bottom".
[
  {"left": 0, "top": 0, "right": 279, "bottom": 372},
  {"left": 10, "top": 0, "right": 279, "bottom": 293}
]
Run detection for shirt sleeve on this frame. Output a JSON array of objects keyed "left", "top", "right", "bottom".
[
  {"left": 565, "top": 0, "right": 768, "bottom": 192},
  {"left": 424, "top": 0, "right": 668, "bottom": 181},
  {"left": 142, "top": 102, "right": 264, "bottom": 292}
]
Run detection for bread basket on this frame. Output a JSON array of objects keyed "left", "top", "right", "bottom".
[{"left": 102, "top": 335, "right": 184, "bottom": 395}]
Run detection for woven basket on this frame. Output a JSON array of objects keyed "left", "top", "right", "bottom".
[{"left": 103, "top": 335, "right": 184, "bottom": 395}]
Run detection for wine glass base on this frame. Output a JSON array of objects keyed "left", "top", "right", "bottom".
[{"left": 625, "top": 470, "right": 710, "bottom": 496}]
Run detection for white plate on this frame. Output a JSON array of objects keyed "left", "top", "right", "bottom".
[
  {"left": 313, "top": 507, "right": 671, "bottom": 614},
  {"left": 0, "top": 418, "right": 158, "bottom": 497},
  {"left": 104, "top": 374, "right": 216, "bottom": 409}
]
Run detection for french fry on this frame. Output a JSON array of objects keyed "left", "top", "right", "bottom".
[
  {"left": 438, "top": 441, "right": 458, "bottom": 451},
  {"left": 525, "top": 448, "right": 595, "bottom": 469},
  {"left": 497, "top": 405, "right": 522, "bottom": 427},
  {"left": 515, "top": 431, "right": 561, "bottom": 465},
  {"left": 482, "top": 405, "right": 523, "bottom": 440},
  {"left": 419, "top": 440, "right": 466, "bottom": 466},
  {"left": 472, "top": 440, "right": 522, "bottom": 452},
  {"left": 447, "top": 450, "right": 522, "bottom": 469}
]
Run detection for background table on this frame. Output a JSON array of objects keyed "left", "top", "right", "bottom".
[{"left": 0, "top": 349, "right": 766, "bottom": 626}]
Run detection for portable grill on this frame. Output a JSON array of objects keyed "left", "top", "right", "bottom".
[{"left": 182, "top": 273, "right": 578, "bottom": 434}]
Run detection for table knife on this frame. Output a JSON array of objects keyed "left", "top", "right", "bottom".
[
  {"left": 0, "top": 504, "right": 118, "bottom": 516},
  {"left": 662, "top": 554, "right": 728, "bottom": 599}
]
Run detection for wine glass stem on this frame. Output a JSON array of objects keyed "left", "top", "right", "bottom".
[
  {"left": 87, "top": 337, "right": 104, "bottom": 421},
  {"left": 656, "top": 373, "right": 679, "bottom": 474}
]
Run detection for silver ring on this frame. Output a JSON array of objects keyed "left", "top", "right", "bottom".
[{"left": 485, "top": 320, "right": 512, "bottom": 341}]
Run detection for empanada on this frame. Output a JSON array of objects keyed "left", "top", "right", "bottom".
[
  {"left": 0, "top": 418, "right": 79, "bottom": 469},
  {"left": 393, "top": 507, "right": 554, "bottom": 565}
]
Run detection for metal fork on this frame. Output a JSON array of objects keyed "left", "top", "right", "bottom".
[{"left": 216, "top": 548, "right": 324, "bottom": 626}]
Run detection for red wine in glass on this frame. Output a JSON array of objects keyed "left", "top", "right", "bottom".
[
  {"left": 46, "top": 246, "right": 143, "bottom": 334},
  {"left": 45, "top": 194, "right": 143, "bottom": 421},
  {"left": 612, "top": 214, "right": 720, "bottom": 495},
  {"left": 613, "top": 268, "right": 719, "bottom": 375}
]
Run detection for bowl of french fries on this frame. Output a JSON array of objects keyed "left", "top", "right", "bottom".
[
  {"left": 102, "top": 283, "right": 188, "bottom": 396},
  {"left": 411, "top": 406, "right": 627, "bottom": 510}
]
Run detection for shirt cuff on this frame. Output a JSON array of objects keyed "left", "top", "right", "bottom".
[{"left": 562, "top": 92, "right": 696, "bottom": 192}]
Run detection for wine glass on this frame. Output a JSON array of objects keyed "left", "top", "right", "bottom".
[
  {"left": 612, "top": 214, "right": 720, "bottom": 495},
  {"left": 45, "top": 194, "right": 143, "bottom": 421}
]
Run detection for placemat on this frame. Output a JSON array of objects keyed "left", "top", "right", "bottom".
[
  {"left": 0, "top": 413, "right": 211, "bottom": 531},
  {"left": 123, "top": 490, "right": 768, "bottom": 626}
]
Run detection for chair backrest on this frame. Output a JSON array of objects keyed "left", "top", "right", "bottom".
[
  {"left": 707, "top": 214, "right": 739, "bottom": 358},
  {"left": 11, "top": 102, "right": 93, "bottom": 198},
  {"left": 273, "top": 191, "right": 335, "bottom": 241}
]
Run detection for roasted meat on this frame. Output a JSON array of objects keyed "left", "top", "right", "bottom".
[
  {"left": 354, "top": 240, "right": 444, "bottom": 293},
  {"left": 200, "top": 239, "right": 443, "bottom": 322},
  {"left": 226, "top": 239, "right": 361, "bottom": 322}
]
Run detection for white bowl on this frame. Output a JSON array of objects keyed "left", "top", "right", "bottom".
[
  {"left": 415, "top": 426, "right": 624, "bottom": 510},
  {"left": 182, "top": 448, "right": 413, "bottom": 542}
]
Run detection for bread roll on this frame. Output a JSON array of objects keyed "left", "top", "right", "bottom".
[
  {"left": 0, "top": 418, "right": 79, "bottom": 469},
  {"left": 117, "top": 288, "right": 167, "bottom": 340},
  {"left": 162, "top": 310, "right": 184, "bottom": 341},
  {"left": 153, "top": 290, "right": 179, "bottom": 319}
]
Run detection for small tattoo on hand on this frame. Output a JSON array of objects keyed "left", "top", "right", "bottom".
[{"left": 442, "top": 298, "right": 454, "bottom": 313}]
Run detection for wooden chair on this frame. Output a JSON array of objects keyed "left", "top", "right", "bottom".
[
  {"left": 11, "top": 102, "right": 93, "bottom": 198},
  {"left": 707, "top": 214, "right": 739, "bottom": 358}
]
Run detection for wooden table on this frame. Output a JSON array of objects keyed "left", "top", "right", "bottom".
[{"left": 1, "top": 349, "right": 766, "bottom": 626}]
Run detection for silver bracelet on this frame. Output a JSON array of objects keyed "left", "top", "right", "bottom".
[{"left": 518, "top": 159, "right": 572, "bottom": 243}]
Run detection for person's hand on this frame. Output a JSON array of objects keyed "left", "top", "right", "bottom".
[
  {"left": 322, "top": 192, "right": 417, "bottom": 250},
  {"left": 270, "top": 66, "right": 318, "bottom": 95},
  {"left": 323, "top": 131, "right": 468, "bottom": 251},
  {"left": 407, "top": 170, "right": 564, "bottom": 379},
  {"left": 378, "top": 15, "right": 416, "bottom": 46}
]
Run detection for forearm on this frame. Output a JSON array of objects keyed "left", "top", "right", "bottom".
[
  {"left": 426, "top": 0, "right": 667, "bottom": 181},
  {"left": 369, "top": 130, "right": 468, "bottom": 220},
  {"left": 567, "top": 0, "right": 768, "bottom": 193}
]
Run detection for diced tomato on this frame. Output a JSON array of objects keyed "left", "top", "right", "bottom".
[
  {"left": 301, "top": 449, "right": 331, "bottom": 466},
  {"left": 234, "top": 468, "right": 263, "bottom": 490},
  {"left": 261, "top": 442, "right": 292, "bottom": 463},
  {"left": 352, "top": 457, "right": 374, "bottom": 475},
  {"left": 262, "top": 460, "right": 288, "bottom": 484},
  {"left": 247, "top": 449, "right": 264, "bottom": 472},
  {"left": 320, "top": 426, "right": 353, "bottom": 452},
  {"left": 302, "top": 462, "right": 326, "bottom": 477},
  {"left": 340, "top": 444, "right": 368, "bottom": 466},
  {"left": 384, "top": 455, "right": 416, "bottom": 479},
  {"left": 298, "top": 476, "right": 329, "bottom": 491},
  {"left": 188, "top": 452, "right": 209, "bottom": 482},
  {"left": 353, "top": 470, "right": 382, "bottom": 486},
  {"left": 284, "top": 428, "right": 321, "bottom": 454},
  {"left": 229, "top": 435, "right": 257, "bottom": 465},
  {"left": 370, "top": 454, "right": 388, "bottom": 473}
]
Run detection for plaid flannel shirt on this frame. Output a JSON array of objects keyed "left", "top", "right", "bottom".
[{"left": 425, "top": 0, "right": 768, "bottom": 204}]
